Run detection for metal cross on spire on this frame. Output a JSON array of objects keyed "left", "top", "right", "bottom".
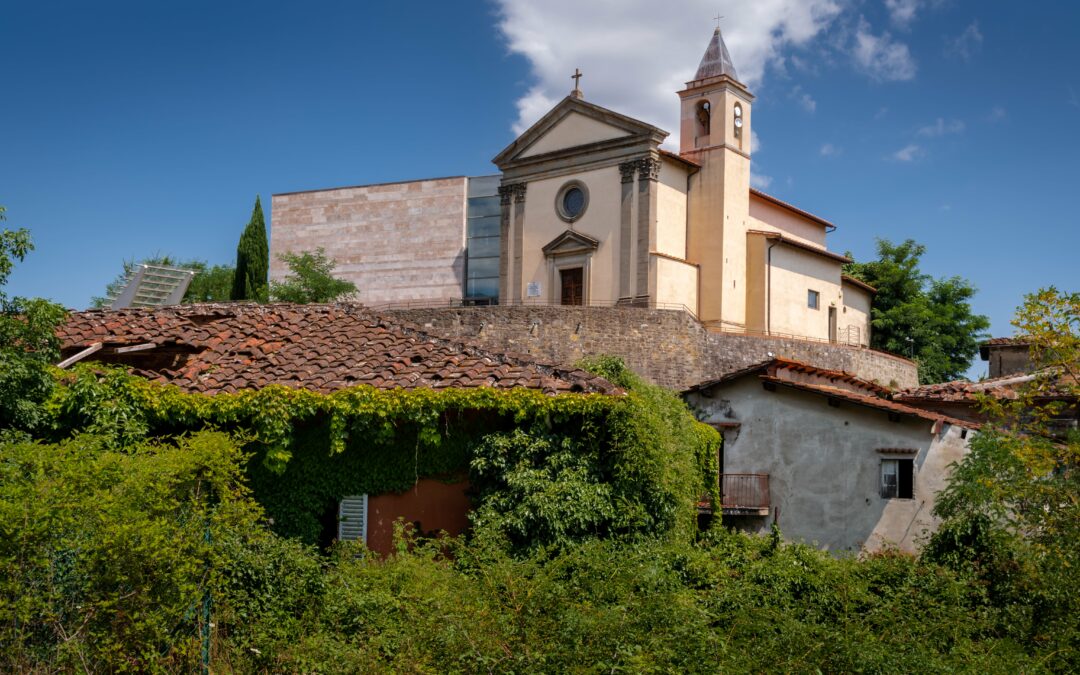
[
  {"left": 570, "top": 68, "right": 583, "bottom": 98},
  {"left": 714, "top": 14, "right": 724, "bottom": 30}
]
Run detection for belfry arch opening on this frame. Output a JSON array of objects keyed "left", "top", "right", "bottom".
[{"left": 695, "top": 100, "right": 711, "bottom": 137}]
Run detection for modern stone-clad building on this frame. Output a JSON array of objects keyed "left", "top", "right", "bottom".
[{"left": 271, "top": 27, "right": 873, "bottom": 347}]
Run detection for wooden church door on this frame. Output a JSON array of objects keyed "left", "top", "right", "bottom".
[{"left": 560, "top": 268, "right": 583, "bottom": 306}]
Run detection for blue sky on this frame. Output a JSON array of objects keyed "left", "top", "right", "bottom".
[{"left": 2, "top": 1, "right": 1078, "bottom": 378}]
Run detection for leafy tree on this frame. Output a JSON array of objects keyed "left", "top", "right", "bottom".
[
  {"left": 231, "top": 196, "right": 269, "bottom": 302},
  {"left": 926, "top": 288, "right": 1079, "bottom": 663},
  {"left": 845, "top": 238, "right": 989, "bottom": 383},
  {"left": 0, "top": 206, "right": 66, "bottom": 434},
  {"left": 92, "top": 255, "right": 235, "bottom": 307},
  {"left": 183, "top": 261, "right": 234, "bottom": 303},
  {"left": 269, "top": 248, "right": 357, "bottom": 304}
]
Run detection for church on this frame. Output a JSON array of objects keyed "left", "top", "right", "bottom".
[{"left": 271, "top": 27, "right": 873, "bottom": 347}]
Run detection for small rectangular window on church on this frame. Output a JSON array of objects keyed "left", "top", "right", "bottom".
[{"left": 808, "top": 290, "right": 820, "bottom": 310}]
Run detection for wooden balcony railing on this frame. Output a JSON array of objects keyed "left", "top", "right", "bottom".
[{"left": 700, "top": 474, "right": 770, "bottom": 516}]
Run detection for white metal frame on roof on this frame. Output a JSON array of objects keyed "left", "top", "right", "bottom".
[{"left": 109, "top": 264, "right": 195, "bottom": 309}]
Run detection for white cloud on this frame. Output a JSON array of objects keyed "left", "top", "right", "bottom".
[
  {"left": 891, "top": 144, "right": 923, "bottom": 162},
  {"left": 916, "top": 117, "right": 965, "bottom": 137},
  {"left": 820, "top": 142, "right": 840, "bottom": 156},
  {"left": 852, "top": 18, "right": 917, "bottom": 81},
  {"left": 945, "top": 21, "right": 983, "bottom": 61},
  {"left": 494, "top": 0, "right": 846, "bottom": 141},
  {"left": 884, "top": 0, "right": 919, "bottom": 27},
  {"left": 988, "top": 106, "right": 1007, "bottom": 122},
  {"left": 750, "top": 170, "right": 774, "bottom": 189},
  {"left": 790, "top": 85, "right": 817, "bottom": 113},
  {"left": 750, "top": 129, "right": 763, "bottom": 154}
]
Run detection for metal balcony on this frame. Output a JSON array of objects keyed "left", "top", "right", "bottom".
[{"left": 700, "top": 474, "right": 770, "bottom": 516}]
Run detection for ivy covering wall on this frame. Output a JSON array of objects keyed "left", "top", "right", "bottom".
[{"left": 44, "top": 357, "right": 721, "bottom": 550}]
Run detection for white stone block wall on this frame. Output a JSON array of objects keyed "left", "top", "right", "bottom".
[{"left": 270, "top": 177, "right": 468, "bottom": 305}]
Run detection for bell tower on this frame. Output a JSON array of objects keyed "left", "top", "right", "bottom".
[{"left": 680, "top": 27, "right": 754, "bottom": 328}]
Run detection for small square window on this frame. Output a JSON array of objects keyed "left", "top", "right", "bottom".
[
  {"left": 808, "top": 290, "right": 820, "bottom": 310},
  {"left": 880, "top": 459, "right": 914, "bottom": 499}
]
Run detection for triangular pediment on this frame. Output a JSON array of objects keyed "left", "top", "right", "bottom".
[
  {"left": 542, "top": 229, "right": 600, "bottom": 256},
  {"left": 494, "top": 97, "right": 668, "bottom": 168}
]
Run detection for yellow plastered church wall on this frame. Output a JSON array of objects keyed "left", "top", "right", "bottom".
[
  {"left": 656, "top": 161, "right": 690, "bottom": 259},
  {"left": 748, "top": 195, "right": 828, "bottom": 247},
  {"left": 519, "top": 112, "right": 631, "bottom": 158},
  {"left": 841, "top": 282, "right": 873, "bottom": 347},
  {"left": 653, "top": 255, "right": 699, "bottom": 312},
  {"left": 520, "top": 165, "right": 622, "bottom": 304},
  {"left": 767, "top": 245, "right": 843, "bottom": 341}
]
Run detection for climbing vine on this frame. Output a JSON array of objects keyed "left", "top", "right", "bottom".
[{"left": 43, "top": 360, "right": 720, "bottom": 547}]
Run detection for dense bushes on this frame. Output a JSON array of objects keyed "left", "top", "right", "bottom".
[
  {"left": 1, "top": 334, "right": 1075, "bottom": 669},
  {"left": 0, "top": 432, "right": 258, "bottom": 671},
  {"left": 2, "top": 430, "right": 1076, "bottom": 671},
  {"left": 197, "top": 524, "right": 1059, "bottom": 671}
]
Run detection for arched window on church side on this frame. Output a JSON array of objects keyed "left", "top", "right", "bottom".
[{"left": 696, "top": 100, "right": 711, "bottom": 137}]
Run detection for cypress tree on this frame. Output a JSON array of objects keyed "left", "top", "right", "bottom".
[{"left": 231, "top": 196, "right": 269, "bottom": 302}]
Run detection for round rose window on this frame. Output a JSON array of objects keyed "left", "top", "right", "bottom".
[{"left": 555, "top": 181, "right": 589, "bottom": 222}]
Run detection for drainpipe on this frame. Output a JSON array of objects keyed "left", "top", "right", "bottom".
[{"left": 766, "top": 239, "right": 778, "bottom": 336}]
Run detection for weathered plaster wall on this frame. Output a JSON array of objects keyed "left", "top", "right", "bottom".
[
  {"left": 687, "top": 376, "right": 970, "bottom": 552},
  {"left": 270, "top": 177, "right": 468, "bottom": 306},
  {"left": 985, "top": 344, "right": 1032, "bottom": 378},
  {"left": 383, "top": 306, "right": 918, "bottom": 390}
]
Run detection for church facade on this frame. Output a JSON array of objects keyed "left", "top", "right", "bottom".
[{"left": 271, "top": 28, "right": 873, "bottom": 346}]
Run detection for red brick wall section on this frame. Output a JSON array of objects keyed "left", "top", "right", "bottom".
[{"left": 365, "top": 478, "right": 472, "bottom": 556}]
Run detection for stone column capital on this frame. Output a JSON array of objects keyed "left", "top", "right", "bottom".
[
  {"left": 636, "top": 157, "right": 661, "bottom": 182},
  {"left": 618, "top": 160, "right": 638, "bottom": 184}
]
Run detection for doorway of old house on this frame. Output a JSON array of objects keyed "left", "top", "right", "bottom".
[
  {"left": 560, "top": 267, "right": 583, "bottom": 305},
  {"left": 828, "top": 306, "right": 837, "bottom": 343}
]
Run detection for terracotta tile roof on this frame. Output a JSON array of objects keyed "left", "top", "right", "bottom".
[
  {"left": 749, "top": 189, "right": 837, "bottom": 231},
  {"left": 760, "top": 376, "right": 981, "bottom": 430},
  {"left": 685, "top": 357, "right": 891, "bottom": 397},
  {"left": 660, "top": 149, "right": 701, "bottom": 169},
  {"left": 897, "top": 370, "right": 1074, "bottom": 404},
  {"left": 56, "top": 303, "right": 620, "bottom": 396},
  {"left": 983, "top": 336, "right": 1029, "bottom": 347},
  {"left": 841, "top": 274, "right": 877, "bottom": 294},
  {"left": 746, "top": 230, "right": 852, "bottom": 264},
  {"left": 685, "top": 357, "right": 977, "bottom": 429}
]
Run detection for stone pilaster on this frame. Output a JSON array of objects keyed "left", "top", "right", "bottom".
[
  {"left": 635, "top": 157, "right": 660, "bottom": 302},
  {"left": 511, "top": 183, "right": 527, "bottom": 303},
  {"left": 618, "top": 160, "right": 637, "bottom": 302},
  {"left": 497, "top": 185, "right": 515, "bottom": 302}
]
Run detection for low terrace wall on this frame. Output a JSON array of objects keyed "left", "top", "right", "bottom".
[{"left": 384, "top": 306, "right": 918, "bottom": 391}]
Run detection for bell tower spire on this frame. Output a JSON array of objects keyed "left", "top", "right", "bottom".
[{"left": 679, "top": 25, "right": 755, "bottom": 328}]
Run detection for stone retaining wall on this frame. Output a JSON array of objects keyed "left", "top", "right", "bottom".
[{"left": 384, "top": 306, "right": 918, "bottom": 390}]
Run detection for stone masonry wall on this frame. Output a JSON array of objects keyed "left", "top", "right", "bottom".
[
  {"left": 271, "top": 177, "right": 468, "bottom": 306},
  {"left": 384, "top": 306, "right": 918, "bottom": 390}
]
